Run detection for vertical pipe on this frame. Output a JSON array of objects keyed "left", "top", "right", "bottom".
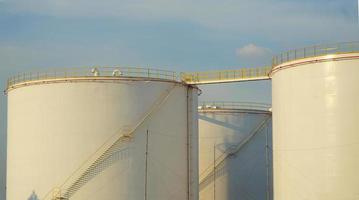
[
  {"left": 186, "top": 86, "right": 198, "bottom": 200},
  {"left": 145, "top": 130, "right": 149, "bottom": 200},
  {"left": 186, "top": 87, "right": 190, "bottom": 200},
  {"left": 213, "top": 143, "right": 216, "bottom": 200},
  {"left": 265, "top": 120, "right": 270, "bottom": 200}
]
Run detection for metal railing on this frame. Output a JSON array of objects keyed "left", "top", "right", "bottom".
[
  {"left": 198, "top": 101, "right": 271, "bottom": 112},
  {"left": 180, "top": 66, "right": 271, "bottom": 85},
  {"left": 272, "top": 41, "right": 359, "bottom": 66},
  {"left": 6, "top": 66, "right": 178, "bottom": 90}
]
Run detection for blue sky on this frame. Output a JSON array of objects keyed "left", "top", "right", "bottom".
[{"left": 0, "top": 0, "right": 358, "bottom": 198}]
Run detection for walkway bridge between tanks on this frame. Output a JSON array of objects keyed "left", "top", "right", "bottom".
[{"left": 180, "top": 66, "right": 272, "bottom": 85}]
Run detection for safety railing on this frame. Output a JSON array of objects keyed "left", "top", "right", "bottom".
[
  {"left": 6, "top": 66, "right": 178, "bottom": 90},
  {"left": 198, "top": 101, "right": 271, "bottom": 112},
  {"left": 272, "top": 41, "right": 359, "bottom": 66},
  {"left": 180, "top": 66, "right": 271, "bottom": 85}
]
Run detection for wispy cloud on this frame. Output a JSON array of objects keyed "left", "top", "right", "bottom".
[
  {"left": 0, "top": 1, "right": 357, "bottom": 199},
  {"left": 236, "top": 44, "right": 272, "bottom": 58},
  {"left": 0, "top": 43, "right": 140, "bottom": 72},
  {"left": 3, "top": 0, "right": 358, "bottom": 45},
  {"left": 235, "top": 44, "right": 272, "bottom": 66}
]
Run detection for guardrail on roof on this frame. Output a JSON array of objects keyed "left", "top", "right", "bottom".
[
  {"left": 272, "top": 41, "right": 359, "bottom": 66},
  {"left": 6, "top": 66, "right": 179, "bottom": 90},
  {"left": 198, "top": 101, "right": 271, "bottom": 112}
]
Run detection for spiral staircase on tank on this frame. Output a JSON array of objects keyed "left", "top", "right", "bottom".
[
  {"left": 42, "top": 84, "right": 177, "bottom": 200},
  {"left": 199, "top": 115, "right": 271, "bottom": 191},
  {"left": 38, "top": 66, "right": 272, "bottom": 200}
]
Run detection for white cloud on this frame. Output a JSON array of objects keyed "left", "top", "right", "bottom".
[
  {"left": 236, "top": 44, "right": 272, "bottom": 58},
  {"left": 235, "top": 44, "right": 273, "bottom": 66}
]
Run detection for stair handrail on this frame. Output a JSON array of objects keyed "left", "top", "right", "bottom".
[
  {"left": 199, "top": 115, "right": 271, "bottom": 187},
  {"left": 42, "top": 83, "right": 177, "bottom": 200}
]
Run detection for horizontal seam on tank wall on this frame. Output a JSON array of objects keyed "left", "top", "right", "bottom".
[
  {"left": 198, "top": 109, "right": 271, "bottom": 114},
  {"left": 270, "top": 55, "right": 359, "bottom": 76},
  {"left": 273, "top": 141, "right": 359, "bottom": 151},
  {"left": 4, "top": 76, "right": 192, "bottom": 94}
]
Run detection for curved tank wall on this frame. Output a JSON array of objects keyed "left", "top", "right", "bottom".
[
  {"left": 198, "top": 103, "right": 272, "bottom": 200},
  {"left": 6, "top": 68, "right": 199, "bottom": 200},
  {"left": 271, "top": 52, "right": 359, "bottom": 200}
]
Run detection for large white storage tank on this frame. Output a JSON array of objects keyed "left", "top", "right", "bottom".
[
  {"left": 271, "top": 42, "right": 359, "bottom": 200},
  {"left": 198, "top": 102, "right": 272, "bottom": 200},
  {"left": 6, "top": 67, "right": 199, "bottom": 200}
]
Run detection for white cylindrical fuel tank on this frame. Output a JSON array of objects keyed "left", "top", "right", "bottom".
[
  {"left": 6, "top": 67, "right": 199, "bottom": 200},
  {"left": 271, "top": 46, "right": 359, "bottom": 200},
  {"left": 198, "top": 102, "right": 272, "bottom": 200}
]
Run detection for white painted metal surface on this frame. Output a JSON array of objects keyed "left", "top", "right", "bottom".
[
  {"left": 198, "top": 104, "right": 272, "bottom": 200},
  {"left": 271, "top": 53, "right": 359, "bottom": 200},
  {"left": 7, "top": 73, "right": 199, "bottom": 200}
]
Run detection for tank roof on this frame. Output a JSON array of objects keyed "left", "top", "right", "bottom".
[
  {"left": 5, "top": 66, "right": 181, "bottom": 93},
  {"left": 198, "top": 101, "right": 271, "bottom": 113},
  {"left": 272, "top": 41, "right": 359, "bottom": 67}
]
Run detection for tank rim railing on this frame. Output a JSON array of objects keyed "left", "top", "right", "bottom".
[
  {"left": 6, "top": 66, "right": 179, "bottom": 90},
  {"left": 272, "top": 41, "right": 359, "bottom": 66},
  {"left": 198, "top": 101, "right": 271, "bottom": 112}
]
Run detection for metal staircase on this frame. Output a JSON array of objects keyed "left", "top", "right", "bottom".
[
  {"left": 38, "top": 66, "right": 273, "bottom": 199},
  {"left": 42, "top": 84, "right": 177, "bottom": 200},
  {"left": 199, "top": 115, "right": 271, "bottom": 191}
]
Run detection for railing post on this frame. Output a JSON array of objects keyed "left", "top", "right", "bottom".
[
  {"left": 337, "top": 43, "right": 341, "bottom": 54},
  {"left": 287, "top": 51, "right": 289, "bottom": 62},
  {"left": 326, "top": 44, "right": 329, "bottom": 55}
]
